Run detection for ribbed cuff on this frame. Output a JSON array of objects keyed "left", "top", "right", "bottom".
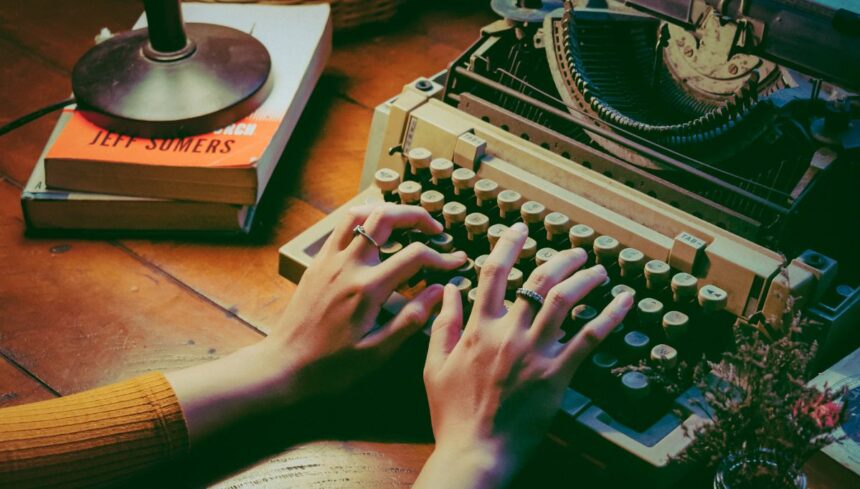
[{"left": 0, "top": 372, "right": 189, "bottom": 488}]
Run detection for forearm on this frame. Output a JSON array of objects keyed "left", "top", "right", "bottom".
[
  {"left": 413, "top": 445, "right": 515, "bottom": 489},
  {"left": 0, "top": 372, "right": 187, "bottom": 488},
  {"left": 164, "top": 339, "right": 301, "bottom": 444}
]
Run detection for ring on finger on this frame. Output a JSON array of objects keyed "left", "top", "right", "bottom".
[
  {"left": 515, "top": 287, "right": 545, "bottom": 307},
  {"left": 353, "top": 224, "right": 381, "bottom": 249}
]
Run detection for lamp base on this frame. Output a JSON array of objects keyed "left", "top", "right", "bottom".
[{"left": 72, "top": 23, "right": 272, "bottom": 138}]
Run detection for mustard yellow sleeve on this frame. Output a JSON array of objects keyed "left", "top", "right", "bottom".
[{"left": 0, "top": 372, "right": 188, "bottom": 488}]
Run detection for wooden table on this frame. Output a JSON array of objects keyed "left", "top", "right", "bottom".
[{"left": 0, "top": 1, "right": 855, "bottom": 487}]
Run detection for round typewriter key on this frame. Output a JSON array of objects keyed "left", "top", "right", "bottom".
[
  {"left": 452, "top": 168, "right": 477, "bottom": 195},
  {"left": 518, "top": 237, "right": 537, "bottom": 262},
  {"left": 474, "top": 254, "right": 489, "bottom": 275},
  {"left": 474, "top": 179, "right": 500, "bottom": 207},
  {"left": 430, "top": 158, "right": 454, "bottom": 181},
  {"left": 442, "top": 201, "right": 466, "bottom": 226},
  {"left": 698, "top": 284, "right": 728, "bottom": 313},
  {"left": 571, "top": 304, "right": 599, "bottom": 330},
  {"left": 535, "top": 247, "right": 557, "bottom": 267},
  {"left": 671, "top": 272, "right": 698, "bottom": 303},
  {"left": 623, "top": 330, "right": 651, "bottom": 359},
  {"left": 520, "top": 201, "right": 546, "bottom": 226},
  {"left": 618, "top": 248, "right": 645, "bottom": 279},
  {"left": 465, "top": 212, "right": 490, "bottom": 237},
  {"left": 420, "top": 190, "right": 445, "bottom": 215},
  {"left": 428, "top": 232, "right": 454, "bottom": 253},
  {"left": 468, "top": 287, "right": 479, "bottom": 305},
  {"left": 448, "top": 275, "right": 473, "bottom": 299},
  {"left": 487, "top": 224, "right": 508, "bottom": 249},
  {"left": 650, "top": 344, "right": 678, "bottom": 368},
  {"left": 644, "top": 260, "right": 671, "bottom": 291},
  {"left": 497, "top": 189, "right": 522, "bottom": 213},
  {"left": 569, "top": 224, "right": 595, "bottom": 249},
  {"left": 611, "top": 284, "right": 636, "bottom": 300},
  {"left": 507, "top": 268, "right": 524, "bottom": 295},
  {"left": 374, "top": 168, "right": 401, "bottom": 193},
  {"left": 594, "top": 235, "right": 621, "bottom": 265},
  {"left": 379, "top": 240, "right": 403, "bottom": 260},
  {"left": 545, "top": 212, "right": 572, "bottom": 245},
  {"left": 637, "top": 298, "right": 664, "bottom": 328},
  {"left": 591, "top": 351, "right": 619, "bottom": 375},
  {"left": 455, "top": 257, "right": 475, "bottom": 280},
  {"left": 621, "top": 371, "right": 651, "bottom": 401},
  {"left": 406, "top": 147, "right": 432, "bottom": 169},
  {"left": 662, "top": 311, "right": 689, "bottom": 341},
  {"left": 398, "top": 180, "right": 422, "bottom": 205}
]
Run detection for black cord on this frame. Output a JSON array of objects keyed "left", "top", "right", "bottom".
[{"left": 0, "top": 97, "right": 76, "bottom": 137}]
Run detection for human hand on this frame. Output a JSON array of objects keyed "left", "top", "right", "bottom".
[
  {"left": 258, "top": 202, "right": 467, "bottom": 403},
  {"left": 415, "top": 223, "right": 634, "bottom": 489},
  {"left": 167, "top": 202, "right": 465, "bottom": 442}
]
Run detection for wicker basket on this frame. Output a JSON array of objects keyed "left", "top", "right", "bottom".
[{"left": 195, "top": 0, "right": 405, "bottom": 30}]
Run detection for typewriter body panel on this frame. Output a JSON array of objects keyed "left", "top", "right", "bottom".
[{"left": 280, "top": 1, "right": 860, "bottom": 485}]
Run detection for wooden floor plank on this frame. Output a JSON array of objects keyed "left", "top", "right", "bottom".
[
  {"left": 0, "top": 0, "right": 139, "bottom": 73},
  {"left": 0, "top": 357, "right": 56, "bottom": 408},
  {"left": 0, "top": 179, "right": 262, "bottom": 394},
  {"left": 0, "top": 38, "right": 69, "bottom": 186}
]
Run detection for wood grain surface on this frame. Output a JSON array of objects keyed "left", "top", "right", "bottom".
[{"left": 0, "top": 1, "right": 852, "bottom": 488}]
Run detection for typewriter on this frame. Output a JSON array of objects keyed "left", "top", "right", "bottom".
[{"left": 280, "top": 0, "right": 860, "bottom": 485}]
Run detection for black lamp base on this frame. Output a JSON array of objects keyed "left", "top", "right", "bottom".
[{"left": 72, "top": 23, "right": 272, "bottom": 138}]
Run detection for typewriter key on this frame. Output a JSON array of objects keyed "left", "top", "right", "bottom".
[
  {"left": 374, "top": 168, "right": 401, "bottom": 202},
  {"left": 671, "top": 272, "right": 698, "bottom": 304},
  {"left": 650, "top": 344, "right": 678, "bottom": 368},
  {"left": 535, "top": 247, "right": 557, "bottom": 267},
  {"left": 398, "top": 180, "right": 422, "bottom": 206},
  {"left": 618, "top": 248, "right": 645, "bottom": 280},
  {"left": 569, "top": 224, "right": 595, "bottom": 249},
  {"left": 487, "top": 224, "right": 508, "bottom": 250},
  {"left": 644, "top": 260, "right": 671, "bottom": 291},
  {"left": 475, "top": 179, "right": 500, "bottom": 211},
  {"left": 406, "top": 147, "right": 432, "bottom": 185}
]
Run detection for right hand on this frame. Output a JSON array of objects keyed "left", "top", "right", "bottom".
[{"left": 416, "top": 222, "right": 634, "bottom": 488}]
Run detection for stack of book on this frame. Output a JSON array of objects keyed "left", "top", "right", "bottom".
[{"left": 21, "top": 3, "right": 332, "bottom": 234}]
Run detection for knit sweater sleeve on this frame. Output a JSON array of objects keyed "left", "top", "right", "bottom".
[{"left": 0, "top": 372, "right": 188, "bottom": 488}]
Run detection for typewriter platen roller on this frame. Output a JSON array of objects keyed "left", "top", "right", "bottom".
[{"left": 280, "top": 1, "right": 859, "bottom": 486}]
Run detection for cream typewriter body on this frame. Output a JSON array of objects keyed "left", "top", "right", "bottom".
[{"left": 281, "top": 1, "right": 859, "bottom": 485}]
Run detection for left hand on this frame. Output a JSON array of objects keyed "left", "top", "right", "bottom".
[
  {"left": 260, "top": 201, "right": 468, "bottom": 402},
  {"left": 167, "top": 202, "right": 467, "bottom": 441}
]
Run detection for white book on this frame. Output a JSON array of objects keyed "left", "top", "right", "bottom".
[{"left": 809, "top": 347, "right": 860, "bottom": 478}]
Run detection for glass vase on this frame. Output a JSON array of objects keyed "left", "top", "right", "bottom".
[{"left": 713, "top": 448, "right": 807, "bottom": 489}]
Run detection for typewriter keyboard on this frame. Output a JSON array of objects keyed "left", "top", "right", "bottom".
[{"left": 374, "top": 148, "right": 738, "bottom": 434}]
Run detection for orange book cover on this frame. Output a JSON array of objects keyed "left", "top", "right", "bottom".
[{"left": 46, "top": 109, "right": 282, "bottom": 168}]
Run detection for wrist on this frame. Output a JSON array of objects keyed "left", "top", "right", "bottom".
[{"left": 416, "top": 440, "right": 517, "bottom": 489}]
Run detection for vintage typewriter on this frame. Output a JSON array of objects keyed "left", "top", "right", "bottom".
[{"left": 279, "top": 0, "right": 860, "bottom": 485}]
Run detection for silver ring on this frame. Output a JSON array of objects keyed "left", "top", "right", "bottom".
[
  {"left": 353, "top": 224, "right": 381, "bottom": 248},
  {"left": 516, "top": 287, "right": 545, "bottom": 306}
]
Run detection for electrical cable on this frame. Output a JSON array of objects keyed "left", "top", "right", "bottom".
[{"left": 0, "top": 98, "right": 76, "bottom": 137}]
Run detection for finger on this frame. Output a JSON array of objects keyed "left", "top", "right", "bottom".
[
  {"left": 350, "top": 204, "right": 444, "bottom": 256},
  {"left": 425, "top": 283, "right": 463, "bottom": 373},
  {"left": 528, "top": 264, "right": 608, "bottom": 345},
  {"left": 557, "top": 292, "right": 634, "bottom": 376},
  {"left": 508, "top": 248, "right": 588, "bottom": 327},
  {"left": 323, "top": 203, "right": 382, "bottom": 255},
  {"left": 475, "top": 222, "right": 528, "bottom": 317},
  {"left": 360, "top": 284, "right": 444, "bottom": 356},
  {"left": 374, "top": 243, "right": 467, "bottom": 291}
]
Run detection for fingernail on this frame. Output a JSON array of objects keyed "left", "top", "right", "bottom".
[
  {"left": 592, "top": 264, "right": 606, "bottom": 275},
  {"left": 453, "top": 250, "right": 468, "bottom": 260},
  {"left": 511, "top": 222, "right": 527, "bottom": 234},
  {"left": 619, "top": 291, "right": 634, "bottom": 308}
]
